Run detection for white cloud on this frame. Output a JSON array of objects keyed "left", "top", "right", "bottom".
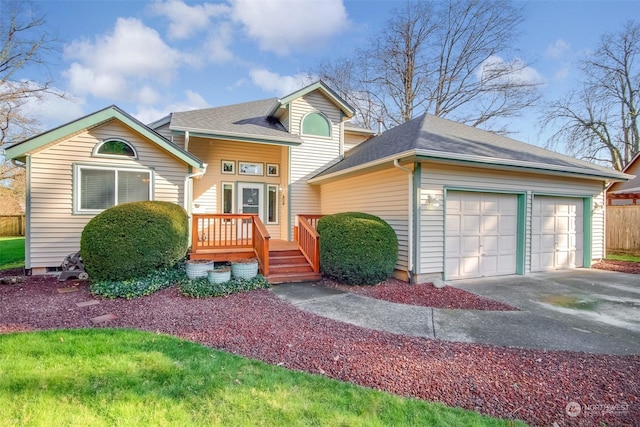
[
  {"left": 19, "top": 86, "right": 86, "bottom": 130},
  {"left": 231, "top": 0, "right": 349, "bottom": 55},
  {"left": 478, "top": 55, "right": 544, "bottom": 87},
  {"left": 63, "top": 18, "right": 183, "bottom": 102},
  {"left": 205, "top": 22, "right": 235, "bottom": 63},
  {"left": 249, "top": 68, "right": 315, "bottom": 95},
  {"left": 135, "top": 89, "right": 210, "bottom": 124},
  {"left": 554, "top": 64, "right": 570, "bottom": 80},
  {"left": 545, "top": 39, "right": 571, "bottom": 59},
  {"left": 149, "top": 0, "right": 230, "bottom": 40}
]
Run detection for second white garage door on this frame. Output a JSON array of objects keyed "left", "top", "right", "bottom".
[
  {"left": 531, "top": 196, "right": 584, "bottom": 271},
  {"left": 445, "top": 192, "right": 518, "bottom": 280}
]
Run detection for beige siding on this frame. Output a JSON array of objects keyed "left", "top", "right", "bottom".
[
  {"left": 419, "top": 163, "right": 606, "bottom": 276},
  {"left": 344, "top": 131, "right": 372, "bottom": 152},
  {"left": 320, "top": 168, "right": 410, "bottom": 270},
  {"left": 153, "top": 123, "right": 176, "bottom": 145},
  {"left": 28, "top": 120, "right": 189, "bottom": 270},
  {"left": 187, "top": 138, "right": 286, "bottom": 238},
  {"left": 289, "top": 92, "right": 342, "bottom": 227}
]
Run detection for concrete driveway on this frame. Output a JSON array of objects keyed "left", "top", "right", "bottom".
[
  {"left": 451, "top": 269, "right": 640, "bottom": 354},
  {"left": 272, "top": 269, "right": 640, "bottom": 355}
]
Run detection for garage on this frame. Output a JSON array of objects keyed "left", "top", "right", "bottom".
[
  {"left": 531, "top": 196, "right": 584, "bottom": 271},
  {"left": 445, "top": 191, "right": 518, "bottom": 280}
]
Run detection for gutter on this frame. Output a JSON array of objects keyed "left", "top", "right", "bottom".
[
  {"left": 184, "top": 163, "right": 208, "bottom": 247},
  {"left": 393, "top": 159, "right": 414, "bottom": 285},
  {"left": 309, "top": 149, "right": 632, "bottom": 185},
  {"left": 170, "top": 126, "right": 303, "bottom": 146},
  {"left": 184, "top": 163, "right": 208, "bottom": 213}
]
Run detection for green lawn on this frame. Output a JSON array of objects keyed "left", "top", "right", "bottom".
[
  {"left": 606, "top": 252, "right": 640, "bottom": 263},
  {"left": 0, "top": 329, "right": 525, "bottom": 427},
  {"left": 0, "top": 236, "right": 25, "bottom": 270}
]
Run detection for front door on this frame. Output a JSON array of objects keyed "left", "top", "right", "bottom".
[{"left": 237, "top": 183, "right": 263, "bottom": 241}]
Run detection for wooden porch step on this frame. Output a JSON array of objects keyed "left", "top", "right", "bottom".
[
  {"left": 270, "top": 255, "right": 308, "bottom": 266},
  {"left": 269, "top": 263, "right": 314, "bottom": 274},
  {"left": 268, "top": 272, "right": 322, "bottom": 284}
]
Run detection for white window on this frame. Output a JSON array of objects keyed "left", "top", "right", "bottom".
[
  {"left": 74, "top": 164, "right": 152, "bottom": 213},
  {"left": 93, "top": 139, "right": 137, "bottom": 158},
  {"left": 222, "top": 182, "right": 234, "bottom": 214},
  {"left": 267, "top": 184, "right": 278, "bottom": 224}
]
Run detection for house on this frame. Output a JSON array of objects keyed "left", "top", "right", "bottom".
[
  {"left": 607, "top": 152, "right": 640, "bottom": 205},
  {"left": 6, "top": 81, "right": 631, "bottom": 282}
]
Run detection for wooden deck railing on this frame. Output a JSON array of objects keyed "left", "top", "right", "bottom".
[
  {"left": 296, "top": 214, "right": 323, "bottom": 273},
  {"left": 191, "top": 214, "right": 270, "bottom": 275}
]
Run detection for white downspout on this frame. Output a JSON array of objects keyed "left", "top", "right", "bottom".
[
  {"left": 184, "top": 163, "right": 208, "bottom": 246},
  {"left": 393, "top": 159, "right": 414, "bottom": 284}
]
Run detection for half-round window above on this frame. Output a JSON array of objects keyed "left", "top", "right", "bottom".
[
  {"left": 302, "top": 113, "right": 331, "bottom": 137},
  {"left": 95, "top": 139, "right": 137, "bottom": 158}
]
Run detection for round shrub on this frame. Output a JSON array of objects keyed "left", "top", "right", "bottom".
[
  {"left": 317, "top": 212, "right": 398, "bottom": 285},
  {"left": 81, "top": 201, "right": 189, "bottom": 281}
]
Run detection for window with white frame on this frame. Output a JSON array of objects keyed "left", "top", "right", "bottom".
[
  {"left": 302, "top": 112, "right": 331, "bottom": 137},
  {"left": 74, "top": 164, "right": 152, "bottom": 213},
  {"left": 93, "top": 139, "right": 137, "bottom": 158},
  {"left": 267, "top": 185, "right": 278, "bottom": 224},
  {"left": 222, "top": 182, "right": 234, "bottom": 214}
]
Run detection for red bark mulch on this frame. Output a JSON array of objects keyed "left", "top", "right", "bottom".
[
  {"left": 322, "top": 278, "right": 519, "bottom": 311},
  {"left": 1, "top": 269, "right": 639, "bottom": 426}
]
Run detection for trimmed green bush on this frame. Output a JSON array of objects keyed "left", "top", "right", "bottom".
[
  {"left": 317, "top": 212, "right": 398, "bottom": 285},
  {"left": 81, "top": 201, "right": 189, "bottom": 282}
]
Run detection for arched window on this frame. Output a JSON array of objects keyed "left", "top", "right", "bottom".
[
  {"left": 302, "top": 112, "right": 331, "bottom": 137},
  {"left": 94, "top": 139, "right": 137, "bottom": 158}
]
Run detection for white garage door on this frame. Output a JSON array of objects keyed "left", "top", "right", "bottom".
[
  {"left": 531, "top": 196, "right": 583, "bottom": 271},
  {"left": 445, "top": 192, "right": 518, "bottom": 280}
]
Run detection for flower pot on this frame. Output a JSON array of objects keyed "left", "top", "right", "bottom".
[
  {"left": 231, "top": 258, "right": 258, "bottom": 279},
  {"left": 208, "top": 267, "right": 231, "bottom": 284},
  {"left": 185, "top": 260, "right": 214, "bottom": 280}
]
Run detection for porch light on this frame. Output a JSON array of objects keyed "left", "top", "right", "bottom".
[
  {"left": 426, "top": 195, "right": 441, "bottom": 208},
  {"left": 593, "top": 202, "right": 604, "bottom": 211}
]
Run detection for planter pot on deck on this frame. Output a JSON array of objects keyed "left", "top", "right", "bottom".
[
  {"left": 186, "top": 260, "right": 214, "bottom": 280},
  {"left": 208, "top": 267, "right": 231, "bottom": 284},
  {"left": 231, "top": 258, "right": 259, "bottom": 280}
]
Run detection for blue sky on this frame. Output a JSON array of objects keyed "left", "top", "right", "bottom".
[{"left": 14, "top": 0, "right": 639, "bottom": 147}]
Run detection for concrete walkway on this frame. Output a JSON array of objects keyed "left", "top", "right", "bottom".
[{"left": 271, "top": 270, "right": 640, "bottom": 355}]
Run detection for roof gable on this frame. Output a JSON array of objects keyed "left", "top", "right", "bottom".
[
  {"left": 273, "top": 80, "right": 355, "bottom": 118},
  {"left": 311, "top": 113, "right": 631, "bottom": 182},
  {"left": 609, "top": 152, "right": 640, "bottom": 193},
  {"left": 6, "top": 105, "right": 204, "bottom": 169}
]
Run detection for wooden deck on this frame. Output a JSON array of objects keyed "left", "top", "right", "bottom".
[{"left": 188, "top": 214, "right": 323, "bottom": 283}]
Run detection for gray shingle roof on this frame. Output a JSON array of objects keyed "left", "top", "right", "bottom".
[
  {"left": 313, "top": 113, "right": 629, "bottom": 181},
  {"left": 170, "top": 98, "right": 303, "bottom": 144}
]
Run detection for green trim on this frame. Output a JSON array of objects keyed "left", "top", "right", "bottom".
[
  {"left": 410, "top": 154, "right": 629, "bottom": 182},
  {"left": 187, "top": 131, "right": 302, "bottom": 147},
  {"left": 413, "top": 163, "right": 421, "bottom": 275},
  {"left": 275, "top": 81, "right": 355, "bottom": 117},
  {"left": 6, "top": 106, "right": 204, "bottom": 170},
  {"left": 583, "top": 197, "right": 593, "bottom": 268},
  {"left": 516, "top": 194, "right": 526, "bottom": 275}
]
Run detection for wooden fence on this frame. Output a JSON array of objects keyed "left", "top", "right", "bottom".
[
  {"left": 0, "top": 215, "right": 26, "bottom": 237},
  {"left": 606, "top": 206, "right": 640, "bottom": 251}
]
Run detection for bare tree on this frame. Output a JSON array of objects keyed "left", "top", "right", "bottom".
[
  {"left": 1, "top": 0, "right": 60, "bottom": 185},
  {"left": 315, "top": 0, "right": 540, "bottom": 132},
  {"left": 542, "top": 21, "right": 639, "bottom": 171}
]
